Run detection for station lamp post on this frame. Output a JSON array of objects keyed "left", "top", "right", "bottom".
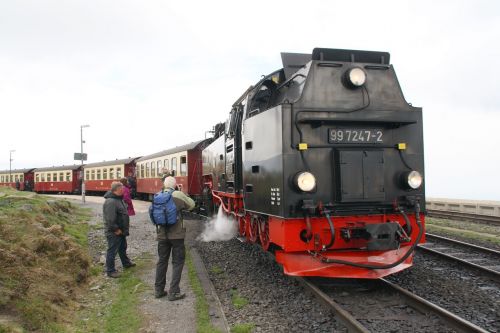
[
  {"left": 9, "top": 149, "right": 15, "bottom": 185},
  {"left": 81, "top": 125, "right": 90, "bottom": 203}
]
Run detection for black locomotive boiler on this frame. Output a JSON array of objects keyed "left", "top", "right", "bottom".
[{"left": 208, "top": 48, "right": 425, "bottom": 278}]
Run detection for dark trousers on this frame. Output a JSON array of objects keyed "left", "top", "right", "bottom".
[
  {"left": 155, "top": 238, "right": 185, "bottom": 294},
  {"left": 105, "top": 234, "right": 132, "bottom": 273}
]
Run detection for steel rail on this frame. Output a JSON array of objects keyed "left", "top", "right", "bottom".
[
  {"left": 379, "top": 279, "right": 489, "bottom": 333},
  {"left": 427, "top": 209, "right": 500, "bottom": 226},
  {"left": 425, "top": 233, "right": 500, "bottom": 256},
  {"left": 417, "top": 245, "right": 500, "bottom": 283},
  {"left": 295, "top": 277, "right": 369, "bottom": 333}
]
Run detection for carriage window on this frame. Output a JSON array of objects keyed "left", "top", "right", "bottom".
[
  {"left": 58, "top": 172, "right": 63, "bottom": 181},
  {"left": 36, "top": 174, "right": 40, "bottom": 182},
  {"left": 20, "top": 175, "right": 24, "bottom": 182},
  {"left": 140, "top": 164, "right": 144, "bottom": 178},
  {"left": 85, "top": 170, "right": 89, "bottom": 180},
  {"left": 117, "top": 167, "right": 122, "bottom": 179},
  {"left": 66, "top": 172, "right": 71, "bottom": 181},
  {"left": 180, "top": 156, "right": 187, "bottom": 176},
  {"left": 91, "top": 169, "right": 95, "bottom": 180},
  {"left": 47, "top": 173, "right": 51, "bottom": 182},
  {"left": 145, "top": 163, "right": 150, "bottom": 177},
  {"left": 109, "top": 168, "right": 114, "bottom": 179},
  {"left": 164, "top": 159, "right": 169, "bottom": 168},
  {"left": 157, "top": 161, "right": 162, "bottom": 176},
  {"left": 171, "top": 157, "right": 177, "bottom": 176},
  {"left": 41, "top": 173, "right": 45, "bottom": 181},
  {"left": 53, "top": 173, "right": 57, "bottom": 181},
  {"left": 103, "top": 168, "right": 108, "bottom": 180},
  {"left": 1, "top": 176, "right": 3, "bottom": 182},
  {"left": 151, "top": 162, "right": 156, "bottom": 177},
  {"left": 96, "top": 169, "right": 101, "bottom": 180}
]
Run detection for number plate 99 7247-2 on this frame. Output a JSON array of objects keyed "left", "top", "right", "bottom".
[{"left": 328, "top": 128, "right": 384, "bottom": 144}]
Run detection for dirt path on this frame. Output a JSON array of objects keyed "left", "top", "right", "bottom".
[{"left": 54, "top": 195, "right": 198, "bottom": 333}]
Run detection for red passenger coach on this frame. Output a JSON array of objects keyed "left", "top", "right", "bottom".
[
  {"left": 83, "top": 157, "right": 139, "bottom": 194},
  {"left": 136, "top": 140, "right": 211, "bottom": 200},
  {"left": 34, "top": 165, "right": 82, "bottom": 194},
  {"left": 0, "top": 168, "right": 35, "bottom": 191}
]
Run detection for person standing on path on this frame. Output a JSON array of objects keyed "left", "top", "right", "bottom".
[
  {"left": 154, "top": 176, "right": 195, "bottom": 300},
  {"left": 103, "top": 181, "right": 136, "bottom": 278},
  {"left": 120, "top": 177, "right": 136, "bottom": 216}
]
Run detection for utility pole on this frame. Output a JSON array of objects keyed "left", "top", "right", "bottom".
[
  {"left": 9, "top": 149, "right": 15, "bottom": 186},
  {"left": 81, "top": 125, "right": 90, "bottom": 203}
]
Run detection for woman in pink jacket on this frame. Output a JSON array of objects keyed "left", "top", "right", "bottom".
[{"left": 120, "top": 178, "right": 136, "bottom": 216}]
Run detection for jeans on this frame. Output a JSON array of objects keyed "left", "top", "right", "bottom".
[
  {"left": 154, "top": 238, "right": 185, "bottom": 294},
  {"left": 105, "top": 234, "right": 132, "bottom": 273}
]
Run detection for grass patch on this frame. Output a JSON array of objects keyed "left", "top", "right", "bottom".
[
  {"left": 231, "top": 323, "right": 255, "bottom": 333},
  {"left": 230, "top": 289, "right": 248, "bottom": 309},
  {"left": 104, "top": 267, "right": 146, "bottom": 333},
  {"left": 76, "top": 259, "right": 149, "bottom": 333},
  {"left": 426, "top": 217, "right": 500, "bottom": 236},
  {"left": 210, "top": 265, "right": 224, "bottom": 275},
  {"left": 426, "top": 224, "right": 500, "bottom": 246},
  {"left": 0, "top": 187, "right": 92, "bottom": 331},
  {"left": 186, "top": 249, "right": 221, "bottom": 333}
]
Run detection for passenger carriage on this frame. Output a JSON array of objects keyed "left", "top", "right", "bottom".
[
  {"left": 135, "top": 140, "right": 211, "bottom": 202},
  {"left": 0, "top": 168, "right": 35, "bottom": 191},
  {"left": 83, "top": 157, "right": 139, "bottom": 195},
  {"left": 34, "top": 165, "right": 82, "bottom": 194}
]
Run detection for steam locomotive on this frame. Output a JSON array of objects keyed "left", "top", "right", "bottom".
[{"left": 202, "top": 48, "right": 425, "bottom": 279}]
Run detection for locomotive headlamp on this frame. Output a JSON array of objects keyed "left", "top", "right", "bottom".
[
  {"left": 346, "top": 67, "right": 367, "bottom": 88},
  {"left": 295, "top": 172, "right": 316, "bottom": 192},
  {"left": 401, "top": 170, "right": 423, "bottom": 190}
]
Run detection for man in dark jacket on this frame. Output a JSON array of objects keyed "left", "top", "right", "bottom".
[
  {"left": 103, "top": 181, "right": 135, "bottom": 278},
  {"left": 154, "top": 176, "right": 195, "bottom": 300}
]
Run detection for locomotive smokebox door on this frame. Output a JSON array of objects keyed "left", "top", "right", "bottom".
[{"left": 335, "top": 149, "right": 385, "bottom": 202}]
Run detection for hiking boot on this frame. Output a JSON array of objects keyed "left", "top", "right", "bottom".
[
  {"left": 107, "top": 271, "right": 120, "bottom": 278},
  {"left": 168, "top": 292, "right": 185, "bottom": 301},
  {"left": 123, "top": 262, "right": 136, "bottom": 269},
  {"left": 155, "top": 290, "right": 168, "bottom": 299}
]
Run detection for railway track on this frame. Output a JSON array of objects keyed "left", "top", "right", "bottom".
[
  {"left": 427, "top": 209, "right": 500, "bottom": 226},
  {"left": 298, "top": 276, "right": 489, "bottom": 333},
  {"left": 418, "top": 233, "right": 500, "bottom": 282}
]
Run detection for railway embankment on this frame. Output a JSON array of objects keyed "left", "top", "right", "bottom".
[{"left": 0, "top": 188, "right": 92, "bottom": 332}]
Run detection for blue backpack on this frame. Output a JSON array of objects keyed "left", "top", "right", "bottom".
[{"left": 149, "top": 189, "right": 177, "bottom": 225}]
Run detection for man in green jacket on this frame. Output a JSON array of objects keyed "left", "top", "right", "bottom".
[
  {"left": 154, "top": 176, "right": 195, "bottom": 300},
  {"left": 103, "top": 181, "right": 135, "bottom": 278}
]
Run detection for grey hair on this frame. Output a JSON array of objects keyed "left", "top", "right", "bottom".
[{"left": 111, "top": 181, "right": 123, "bottom": 192}]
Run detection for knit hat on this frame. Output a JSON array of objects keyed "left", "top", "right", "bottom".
[{"left": 164, "top": 176, "right": 176, "bottom": 189}]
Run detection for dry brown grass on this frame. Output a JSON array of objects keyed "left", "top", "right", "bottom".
[{"left": 0, "top": 188, "right": 92, "bottom": 331}]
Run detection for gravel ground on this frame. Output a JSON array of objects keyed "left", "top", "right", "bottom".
[
  {"left": 313, "top": 278, "right": 454, "bottom": 333},
  {"left": 61, "top": 196, "right": 197, "bottom": 333},
  {"left": 195, "top": 238, "right": 343, "bottom": 332},
  {"left": 387, "top": 251, "right": 500, "bottom": 332}
]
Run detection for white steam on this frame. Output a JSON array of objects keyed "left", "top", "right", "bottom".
[{"left": 198, "top": 206, "right": 238, "bottom": 242}]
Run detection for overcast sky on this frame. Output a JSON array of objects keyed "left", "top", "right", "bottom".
[{"left": 1, "top": 0, "right": 499, "bottom": 201}]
